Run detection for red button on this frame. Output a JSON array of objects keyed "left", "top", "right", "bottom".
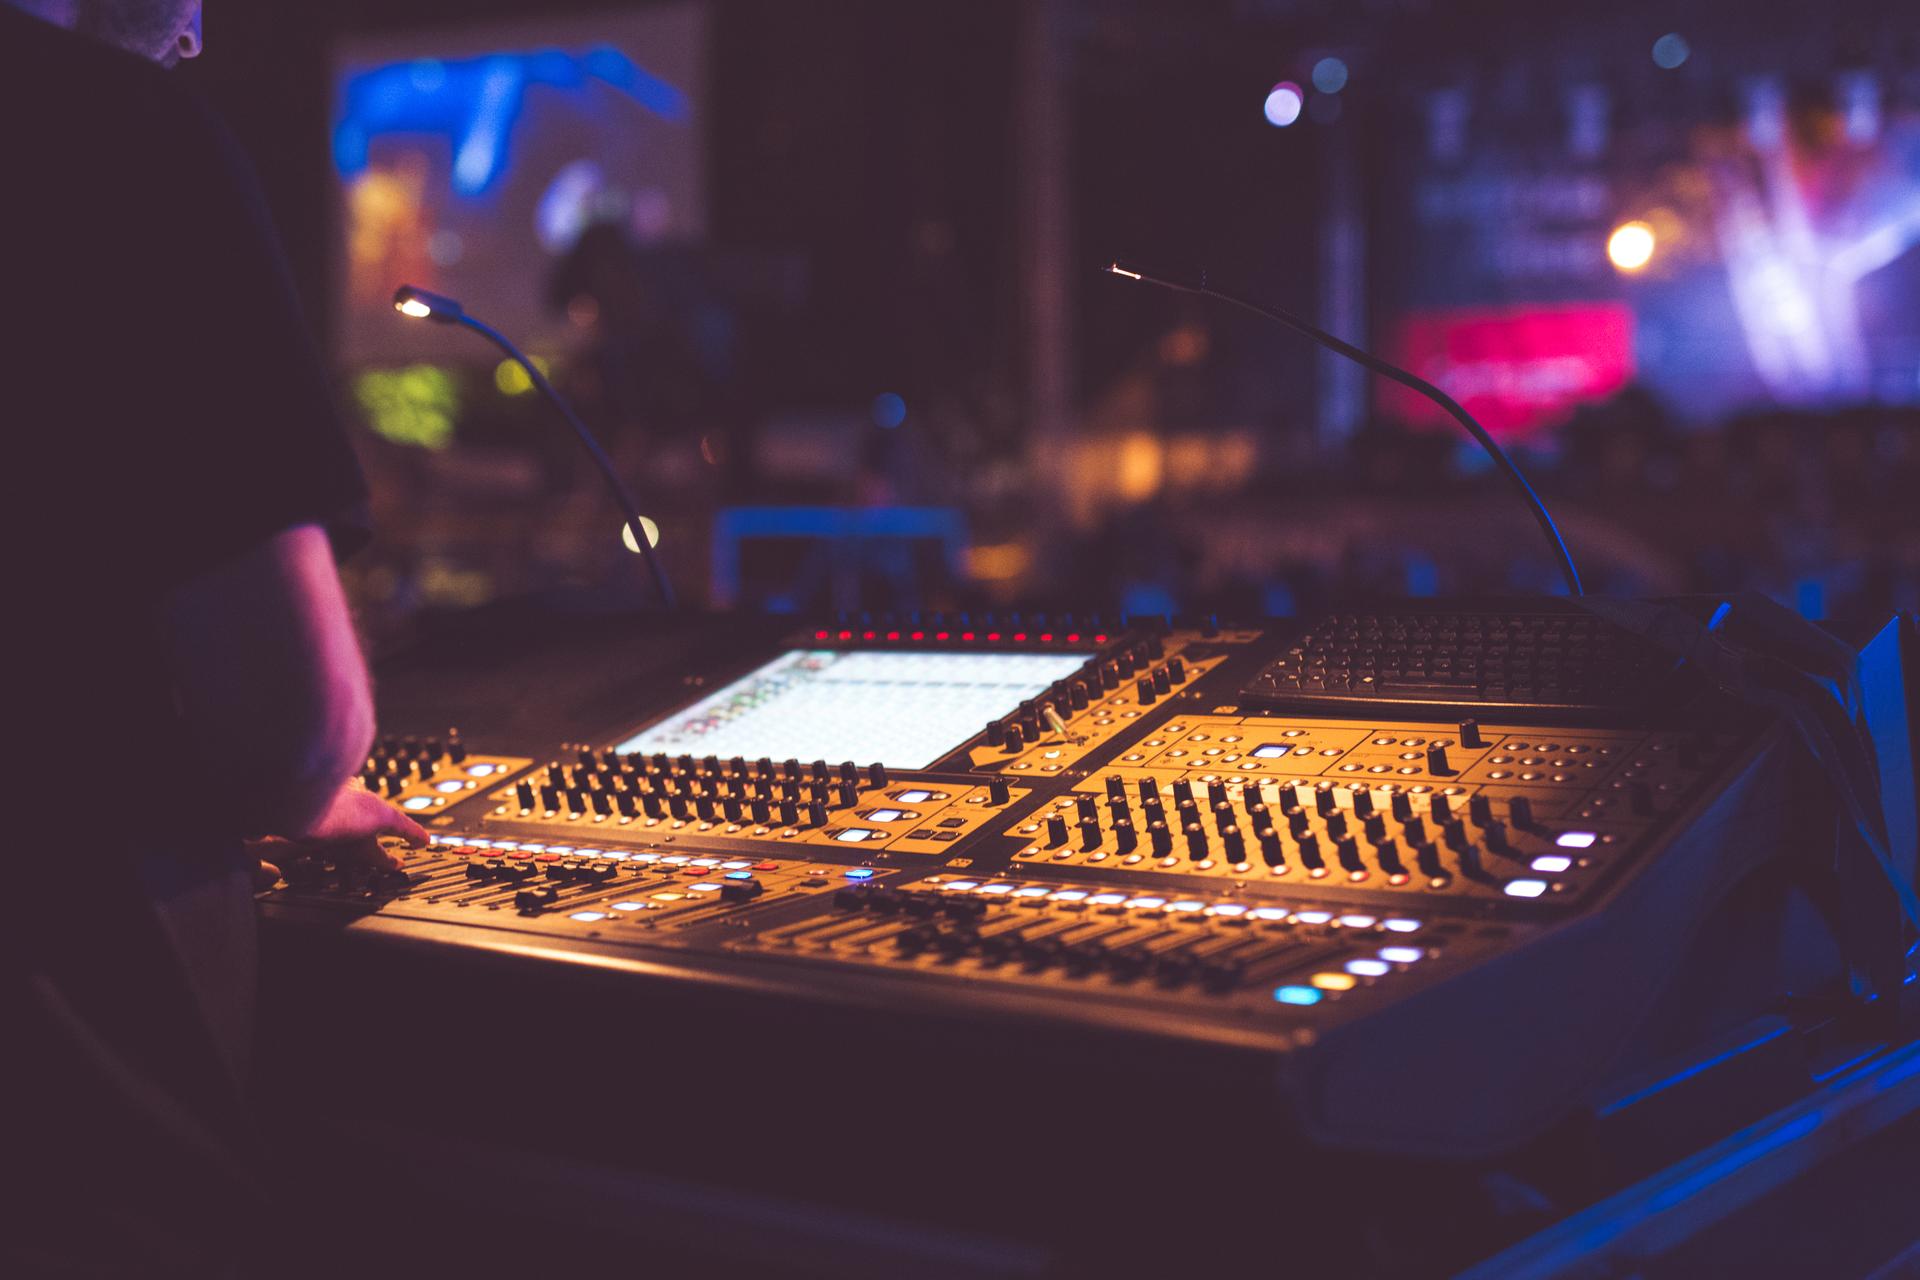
[
  {"left": 753, "top": 861, "right": 779, "bottom": 870},
  {"left": 537, "top": 853, "right": 562, "bottom": 861}
]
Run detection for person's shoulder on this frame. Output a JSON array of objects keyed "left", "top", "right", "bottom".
[{"left": 0, "top": 8, "right": 230, "bottom": 155}]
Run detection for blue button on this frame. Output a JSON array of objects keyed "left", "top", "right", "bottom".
[
  {"left": 1274, "top": 985, "right": 1323, "bottom": 1006},
  {"left": 725, "top": 870, "right": 755, "bottom": 880},
  {"left": 844, "top": 868, "right": 876, "bottom": 880}
]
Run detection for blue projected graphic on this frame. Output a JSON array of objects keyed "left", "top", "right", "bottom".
[{"left": 333, "top": 46, "right": 689, "bottom": 197}]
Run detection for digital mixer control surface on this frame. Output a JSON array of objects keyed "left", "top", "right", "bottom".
[{"left": 262, "top": 615, "right": 1800, "bottom": 1153}]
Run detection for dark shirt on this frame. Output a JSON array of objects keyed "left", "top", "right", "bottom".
[
  {"left": 1, "top": 15, "right": 369, "bottom": 1267},
  {"left": 2, "top": 8, "right": 368, "bottom": 877}
]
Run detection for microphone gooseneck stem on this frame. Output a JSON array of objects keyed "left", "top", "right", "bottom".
[
  {"left": 1109, "top": 264, "right": 1584, "bottom": 597},
  {"left": 456, "top": 314, "right": 676, "bottom": 608}
]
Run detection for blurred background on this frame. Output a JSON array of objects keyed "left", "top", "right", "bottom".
[{"left": 189, "top": 0, "right": 1920, "bottom": 650}]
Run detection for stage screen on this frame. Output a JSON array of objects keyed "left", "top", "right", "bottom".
[
  {"left": 331, "top": 6, "right": 705, "bottom": 374},
  {"left": 614, "top": 649, "right": 1093, "bottom": 769}
]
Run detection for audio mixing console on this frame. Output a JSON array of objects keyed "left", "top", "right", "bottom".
[{"left": 255, "top": 606, "right": 1911, "bottom": 1275}]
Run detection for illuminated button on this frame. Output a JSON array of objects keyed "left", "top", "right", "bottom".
[
  {"left": 1383, "top": 918, "right": 1422, "bottom": 933},
  {"left": 1274, "top": 985, "right": 1323, "bottom": 1006},
  {"left": 691, "top": 857, "right": 723, "bottom": 867},
  {"left": 1337, "top": 914, "right": 1377, "bottom": 929},
  {"left": 687, "top": 883, "right": 721, "bottom": 892},
  {"left": 1379, "top": 946, "right": 1424, "bottom": 964},
  {"left": 1253, "top": 744, "right": 1290, "bottom": 759},
  {"left": 611, "top": 902, "right": 646, "bottom": 912},
  {"left": 1294, "top": 911, "right": 1333, "bottom": 925},
  {"left": 434, "top": 780, "right": 465, "bottom": 794},
  {"left": 942, "top": 880, "right": 980, "bottom": 891},
  {"left": 1207, "top": 903, "right": 1249, "bottom": 917},
  {"left": 1250, "top": 908, "right": 1290, "bottom": 921},
  {"left": 1531, "top": 855, "right": 1573, "bottom": 874},
  {"left": 721, "top": 860, "right": 752, "bottom": 870},
  {"left": 402, "top": 796, "right": 435, "bottom": 811},
  {"left": 1345, "top": 958, "right": 1390, "bottom": 977},
  {"left": 493, "top": 842, "right": 520, "bottom": 851},
  {"left": 1123, "top": 896, "right": 1167, "bottom": 910},
  {"left": 977, "top": 883, "right": 1016, "bottom": 895},
  {"left": 1505, "top": 879, "right": 1549, "bottom": 898},
  {"left": 466, "top": 763, "right": 498, "bottom": 777},
  {"left": 895, "top": 789, "right": 934, "bottom": 803},
  {"left": 651, "top": 892, "right": 686, "bottom": 901},
  {"left": 1556, "top": 831, "right": 1598, "bottom": 848},
  {"left": 867, "top": 808, "right": 906, "bottom": 822},
  {"left": 568, "top": 911, "right": 608, "bottom": 923},
  {"left": 1311, "top": 972, "right": 1357, "bottom": 991},
  {"left": 661, "top": 855, "right": 690, "bottom": 865},
  {"left": 836, "top": 829, "right": 881, "bottom": 843},
  {"left": 1048, "top": 890, "right": 1089, "bottom": 902},
  {"left": 725, "top": 870, "right": 755, "bottom": 880},
  {"left": 844, "top": 868, "right": 876, "bottom": 880},
  {"left": 630, "top": 852, "right": 662, "bottom": 862},
  {"left": 1088, "top": 892, "right": 1127, "bottom": 905},
  {"left": 1013, "top": 886, "right": 1050, "bottom": 898},
  {"left": 1167, "top": 900, "right": 1206, "bottom": 913},
  {"left": 463, "top": 838, "right": 493, "bottom": 848}
]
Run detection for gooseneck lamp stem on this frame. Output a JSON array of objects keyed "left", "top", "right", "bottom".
[
  {"left": 1106, "top": 262, "right": 1584, "bottom": 598},
  {"left": 459, "top": 315, "right": 676, "bottom": 607},
  {"left": 391, "top": 284, "right": 674, "bottom": 607}
]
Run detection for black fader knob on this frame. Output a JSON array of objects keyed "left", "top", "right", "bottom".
[
  {"left": 1046, "top": 814, "right": 1069, "bottom": 848},
  {"left": 1426, "top": 743, "right": 1453, "bottom": 775},
  {"left": 1220, "top": 825, "right": 1246, "bottom": 864},
  {"left": 1459, "top": 719, "right": 1484, "bottom": 749},
  {"left": 1375, "top": 839, "right": 1407, "bottom": 879}
]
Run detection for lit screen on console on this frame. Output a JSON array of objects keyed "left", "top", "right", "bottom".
[{"left": 613, "top": 649, "right": 1090, "bottom": 769}]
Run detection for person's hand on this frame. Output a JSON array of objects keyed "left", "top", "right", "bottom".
[{"left": 250, "top": 778, "right": 431, "bottom": 888}]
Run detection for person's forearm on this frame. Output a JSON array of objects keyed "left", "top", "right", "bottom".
[{"left": 236, "top": 678, "right": 374, "bottom": 838}]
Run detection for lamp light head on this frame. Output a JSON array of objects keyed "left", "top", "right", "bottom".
[
  {"left": 392, "top": 284, "right": 466, "bottom": 323},
  {"left": 1103, "top": 260, "right": 1204, "bottom": 293}
]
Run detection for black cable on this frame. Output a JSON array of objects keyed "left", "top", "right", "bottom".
[{"left": 1106, "top": 261, "right": 1584, "bottom": 597}]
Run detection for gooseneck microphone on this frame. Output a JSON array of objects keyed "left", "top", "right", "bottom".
[
  {"left": 392, "top": 284, "right": 676, "bottom": 607},
  {"left": 1106, "top": 261, "right": 1584, "bottom": 597}
]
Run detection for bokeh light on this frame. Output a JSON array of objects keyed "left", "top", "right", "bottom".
[
  {"left": 1311, "top": 57, "right": 1348, "bottom": 94},
  {"left": 1652, "top": 33, "right": 1690, "bottom": 70},
  {"left": 871, "top": 391, "right": 907, "bottom": 429},
  {"left": 1607, "top": 220, "right": 1657, "bottom": 271},
  {"left": 1263, "top": 82, "right": 1304, "bottom": 127},
  {"left": 619, "top": 517, "right": 663, "bottom": 552}
]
